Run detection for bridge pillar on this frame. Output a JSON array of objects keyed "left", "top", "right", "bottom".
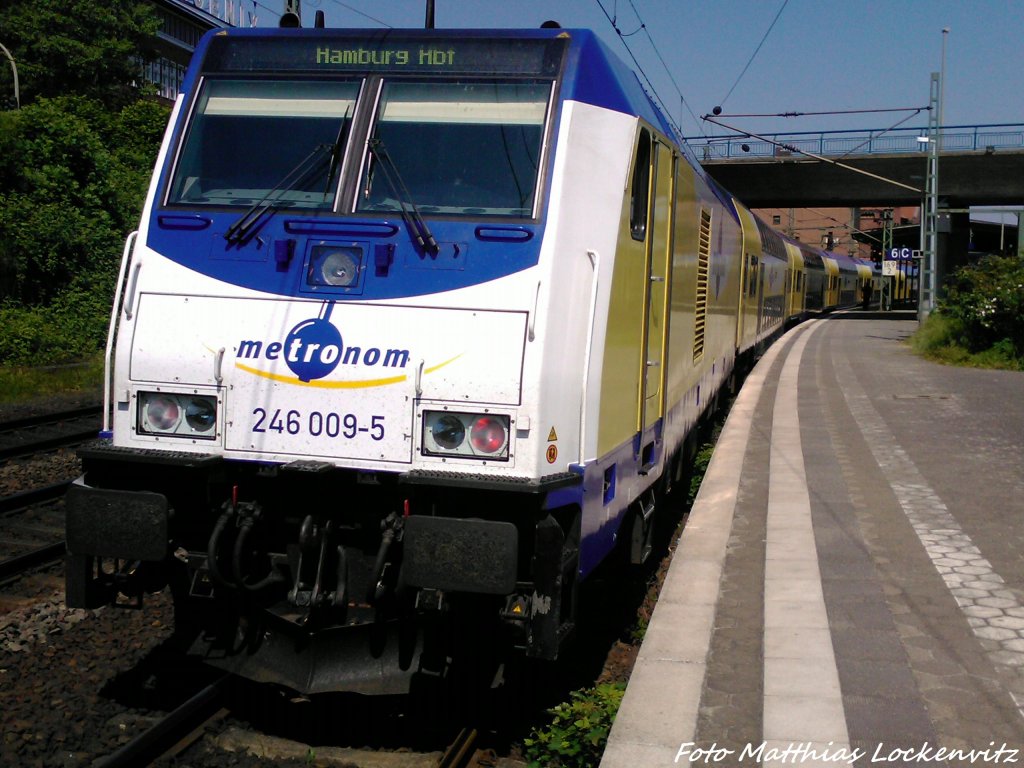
[{"left": 936, "top": 210, "right": 970, "bottom": 297}]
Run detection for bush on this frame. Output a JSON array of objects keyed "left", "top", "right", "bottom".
[
  {"left": 523, "top": 683, "right": 625, "bottom": 768},
  {"left": 939, "top": 255, "right": 1024, "bottom": 357},
  {"left": 0, "top": 286, "right": 111, "bottom": 366},
  {"left": 0, "top": 96, "right": 166, "bottom": 307}
]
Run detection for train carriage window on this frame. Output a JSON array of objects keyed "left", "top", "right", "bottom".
[
  {"left": 747, "top": 253, "right": 759, "bottom": 297},
  {"left": 168, "top": 79, "right": 360, "bottom": 209},
  {"left": 357, "top": 80, "right": 551, "bottom": 217},
  {"left": 629, "top": 128, "right": 652, "bottom": 241}
]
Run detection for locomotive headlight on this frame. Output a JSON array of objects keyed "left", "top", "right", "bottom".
[
  {"left": 422, "top": 410, "right": 510, "bottom": 461},
  {"left": 307, "top": 245, "right": 363, "bottom": 288},
  {"left": 430, "top": 414, "right": 466, "bottom": 450},
  {"left": 185, "top": 397, "right": 217, "bottom": 432},
  {"left": 142, "top": 395, "right": 181, "bottom": 432},
  {"left": 138, "top": 392, "right": 218, "bottom": 440}
]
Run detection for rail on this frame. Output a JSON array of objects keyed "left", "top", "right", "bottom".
[
  {"left": 95, "top": 675, "right": 230, "bottom": 768},
  {"left": 0, "top": 405, "right": 102, "bottom": 462},
  {"left": 687, "top": 123, "right": 1024, "bottom": 160}
]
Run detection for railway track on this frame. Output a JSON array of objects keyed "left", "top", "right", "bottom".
[
  {"left": 94, "top": 676, "right": 485, "bottom": 767},
  {"left": 439, "top": 727, "right": 479, "bottom": 768},
  {"left": 0, "top": 406, "right": 101, "bottom": 581},
  {"left": 0, "top": 482, "right": 70, "bottom": 582},
  {"left": 0, "top": 404, "right": 102, "bottom": 462},
  {"left": 95, "top": 675, "right": 231, "bottom": 768}
]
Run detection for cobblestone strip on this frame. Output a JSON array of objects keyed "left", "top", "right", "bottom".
[{"left": 833, "top": 352, "right": 1024, "bottom": 715}]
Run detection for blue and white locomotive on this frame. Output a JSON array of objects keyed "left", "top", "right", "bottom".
[{"left": 65, "top": 20, "right": 863, "bottom": 694}]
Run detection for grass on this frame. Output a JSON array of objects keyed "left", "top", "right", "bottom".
[
  {"left": 909, "top": 313, "right": 1024, "bottom": 371},
  {"left": 0, "top": 353, "right": 105, "bottom": 405}
]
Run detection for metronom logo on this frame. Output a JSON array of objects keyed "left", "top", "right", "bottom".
[{"left": 235, "top": 302, "right": 410, "bottom": 383}]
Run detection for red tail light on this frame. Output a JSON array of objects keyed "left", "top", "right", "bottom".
[{"left": 470, "top": 416, "right": 507, "bottom": 454}]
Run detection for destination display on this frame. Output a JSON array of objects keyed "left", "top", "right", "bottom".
[{"left": 203, "top": 34, "right": 567, "bottom": 77}]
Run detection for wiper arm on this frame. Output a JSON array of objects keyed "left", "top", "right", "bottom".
[
  {"left": 323, "top": 106, "right": 352, "bottom": 199},
  {"left": 224, "top": 143, "right": 332, "bottom": 245},
  {"left": 366, "top": 137, "right": 439, "bottom": 255}
]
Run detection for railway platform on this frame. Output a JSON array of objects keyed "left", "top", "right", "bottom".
[{"left": 601, "top": 311, "right": 1024, "bottom": 767}]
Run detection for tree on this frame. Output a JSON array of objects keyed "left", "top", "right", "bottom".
[
  {"left": 0, "top": 1, "right": 168, "bottom": 366},
  {"left": 0, "top": 96, "right": 169, "bottom": 306},
  {"left": 0, "top": 0, "right": 160, "bottom": 110}
]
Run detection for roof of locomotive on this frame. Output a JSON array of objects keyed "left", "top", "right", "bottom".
[{"left": 186, "top": 26, "right": 679, "bottom": 141}]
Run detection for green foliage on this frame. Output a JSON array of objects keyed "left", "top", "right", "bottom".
[
  {"left": 0, "top": 287, "right": 112, "bottom": 366},
  {"left": 689, "top": 442, "right": 715, "bottom": 505},
  {"left": 0, "top": 95, "right": 168, "bottom": 365},
  {"left": 938, "top": 255, "right": 1024, "bottom": 358},
  {"left": 0, "top": 354, "right": 103, "bottom": 404},
  {"left": 0, "top": 0, "right": 160, "bottom": 109},
  {"left": 912, "top": 255, "right": 1024, "bottom": 370},
  {"left": 523, "top": 683, "right": 625, "bottom": 768},
  {"left": 0, "top": 0, "right": 168, "bottom": 373}
]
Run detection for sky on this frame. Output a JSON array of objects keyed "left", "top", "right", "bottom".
[{"left": 249, "top": 0, "right": 1024, "bottom": 143}]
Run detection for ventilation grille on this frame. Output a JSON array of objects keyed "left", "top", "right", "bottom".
[{"left": 694, "top": 209, "right": 712, "bottom": 361}]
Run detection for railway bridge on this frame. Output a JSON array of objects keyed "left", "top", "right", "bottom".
[{"left": 687, "top": 123, "right": 1024, "bottom": 293}]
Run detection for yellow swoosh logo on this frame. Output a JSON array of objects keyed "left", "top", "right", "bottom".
[{"left": 234, "top": 353, "right": 462, "bottom": 388}]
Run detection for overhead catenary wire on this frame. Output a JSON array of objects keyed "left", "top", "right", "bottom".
[
  {"left": 718, "top": 0, "right": 789, "bottom": 108},
  {"left": 593, "top": 0, "right": 697, "bottom": 142},
  {"left": 712, "top": 106, "right": 930, "bottom": 119},
  {"left": 622, "top": 0, "right": 703, "bottom": 137},
  {"left": 800, "top": 208, "right": 883, "bottom": 244},
  {"left": 702, "top": 114, "right": 923, "bottom": 194},
  {"left": 703, "top": 105, "right": 931, "bottom": 161}
]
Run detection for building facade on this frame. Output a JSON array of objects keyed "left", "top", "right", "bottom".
[
  {"left": 754, "top": 206, "right": 921, "bottom": 263},
  {"left": 145, "top": 0, "right": 248, "bottom": 101}
]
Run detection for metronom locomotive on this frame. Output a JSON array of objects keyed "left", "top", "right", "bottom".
[{"left": 65, "top": 18, "right": 874, "bottom": 694}]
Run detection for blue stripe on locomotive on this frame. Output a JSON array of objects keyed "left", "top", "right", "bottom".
[{"left": 145, "top": 28, "right": 675, "bottom": 301}]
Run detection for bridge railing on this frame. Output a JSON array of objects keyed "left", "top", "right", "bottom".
[{"left": 690, "top": 123, "right": 1024, "bottom": 160}]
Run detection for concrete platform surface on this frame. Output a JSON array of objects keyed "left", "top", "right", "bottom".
[{"left": 601, "top": 312, "right": 1024, "bottom": 768}]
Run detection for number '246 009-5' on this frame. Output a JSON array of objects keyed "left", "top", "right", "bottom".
[{"left": 251, "top": 408, "right": 385, "bottom": 441}]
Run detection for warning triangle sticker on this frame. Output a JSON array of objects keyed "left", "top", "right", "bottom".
[{"left": 547, "top": 427, "right": 558, "bottom": 442}]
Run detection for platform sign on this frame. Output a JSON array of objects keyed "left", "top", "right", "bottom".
[
  {"left": 889, "top": 247, "right": 914, "bottom": 260},
  {"left": 882, "top": 260, "right": 899, "bottom": 276}
]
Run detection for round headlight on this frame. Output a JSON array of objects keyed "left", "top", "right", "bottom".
[
  {"left": 145, "top": 395, "right": 181, "bottom": 432},
  {"left": 319, "top": 250, "right": 359, "bottom": 287},
  {"left": 470, "top": 416, "right": 506, "bottom": 454},
  {"left": 431, "top": 414, "right": 466, "bottom": 450},
  {"left": 185, "top": 397, "right": 216, "bottom": 432}
]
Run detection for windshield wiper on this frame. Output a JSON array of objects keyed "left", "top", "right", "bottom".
[
  {"left": 366, "top": 137, "right": 439, "bottom": 255},
  {"left": 323, "top": 106, "right": 352, "bottom": 199},
  {"left": 224, "top": 114, "right": 352, "bottom": 246},
  {"left": 223, "top": 145, "right": 332, "bottom": 244}
]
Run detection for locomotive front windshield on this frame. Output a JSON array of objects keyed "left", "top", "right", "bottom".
[
  {"left": 357, "top": 81, "right": 551, "bottom": 217},
  {"left": 168, "top": 79, "right": 359, "bottom": 209}
]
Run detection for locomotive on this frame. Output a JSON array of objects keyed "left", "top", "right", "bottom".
[{"left": 65, "top": 19, "right": 874, "bottom": 694}]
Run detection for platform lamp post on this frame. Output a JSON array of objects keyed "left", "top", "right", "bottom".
[{"left": 0, "top": 42, "right": 19, "bottom": 110}]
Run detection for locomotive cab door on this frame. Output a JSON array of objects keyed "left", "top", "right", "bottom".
[{"left": 639, "top": 139, "right": 675, "bottom": 438}]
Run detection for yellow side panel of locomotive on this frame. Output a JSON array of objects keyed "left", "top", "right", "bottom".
[
  {"left": 596, "top": 128, "right": 651, "bottom": 457},
  {"left": 665, "top": 160, "right": 699, "bottom": 407}
]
